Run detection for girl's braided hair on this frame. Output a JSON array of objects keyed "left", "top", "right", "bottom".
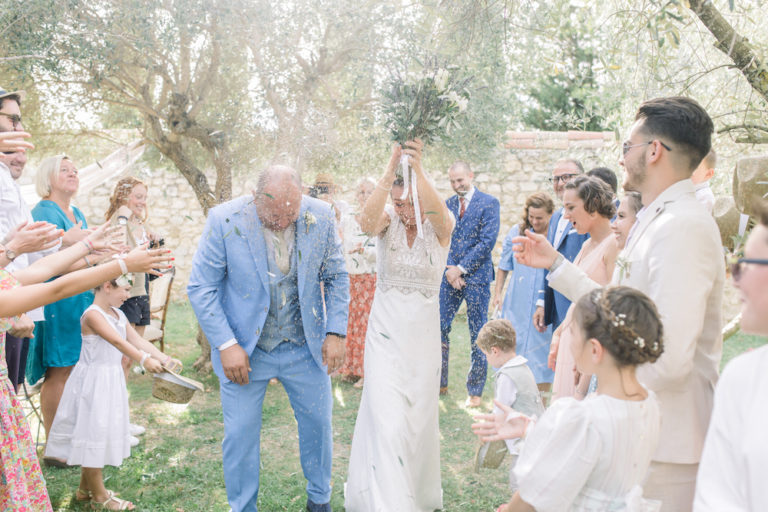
[{"left": 573, "top": 286, "right": 664, "bottom": 366}]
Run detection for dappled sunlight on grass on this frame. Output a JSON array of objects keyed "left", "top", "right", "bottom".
[{"left": 333, "top": 383, "right": 347, "bottom": 408}]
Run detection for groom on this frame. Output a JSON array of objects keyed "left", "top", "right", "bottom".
[{"left": 188, "top": 165, "right": 350, "bottom": 512}]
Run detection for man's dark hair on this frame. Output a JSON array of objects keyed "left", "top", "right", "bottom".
[
  {"left": 587, "top": 167, "right": 618, "bottom": 194},
  {"left": 0, "top": 94, "right": 21, "bottom": 110},
  {"left": 635, "top": 97, "right": 713, "bottom": 173}
]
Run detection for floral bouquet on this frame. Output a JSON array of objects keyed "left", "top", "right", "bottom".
[
  {"left": 380, "top": 60, "right": 471, "bottom": 238},
  {"left": 381, "top": 61, "right": 472, "bottom": 149}
]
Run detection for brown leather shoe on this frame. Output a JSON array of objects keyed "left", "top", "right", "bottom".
[
  {"left": 465, "top": 395, "right": 482, "bottom": 408},
  {"left": 439, "top": 386, "right": 448, "bottom": 396}
]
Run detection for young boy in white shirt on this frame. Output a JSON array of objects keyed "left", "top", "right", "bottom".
[{"left": 475, "top": 318, "right": 545, "bottom": 489}]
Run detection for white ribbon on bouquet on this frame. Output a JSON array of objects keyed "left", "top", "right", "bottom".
[{"left": 399, "top": 152, "right": 424, "bottom": 239}]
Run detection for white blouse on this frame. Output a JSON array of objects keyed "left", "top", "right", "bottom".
[
  {"left": 515, "top": 392, "right": 660, "bottom": 511},
  {"left": 694, "top": 344, "right": 768, "bottom": 511}
]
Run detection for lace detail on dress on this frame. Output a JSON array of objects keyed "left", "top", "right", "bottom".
[{"left": 376, "top": 206, "right": 450, "bottom": 298}]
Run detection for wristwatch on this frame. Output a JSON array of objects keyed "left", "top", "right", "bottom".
[
  {"left": 326, "top": 332, "right": 346, "bottom": 339},
  {"left": 4, "top": 246, "right": 17, "bottom": 262}
]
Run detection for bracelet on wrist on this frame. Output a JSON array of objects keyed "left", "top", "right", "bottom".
[
  {"left": 548, "top": 253, "right": 565, "bottom": 273},
  {"left": 376, "top": 181, "right": 392, "bottom": 192},
  {"left": 83, "top": 255, "right": 92, "bottom": 267},
  {"left": 139, "top": 351, "right": 150, "bottom": 371},
  {"left": 115, "top": 256, "right": 128, "bottom": 275}
]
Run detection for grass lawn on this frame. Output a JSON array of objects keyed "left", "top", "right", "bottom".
[{"left": 41, "top": 302, "right": 766, "bottom": 511}]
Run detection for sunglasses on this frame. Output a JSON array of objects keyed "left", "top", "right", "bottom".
[
  {"left": 0, "top": 112, "right": 23, "bottom": 129},
  {"left": 730, "top": 258, "right": 768, "bottom": 281},
  {"left": 622, "top": 140, "right": 672, "bottom": 156},
  {"left": 548, "top": 173, "right": 578, "bottom": 184}
]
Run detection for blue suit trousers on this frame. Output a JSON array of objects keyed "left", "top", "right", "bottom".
[
  {"left": 219, "top": 342, "right": 333, "bottom": 512},
  {"left": 439, "top": 281, "right": 490, "bottom": 396}
]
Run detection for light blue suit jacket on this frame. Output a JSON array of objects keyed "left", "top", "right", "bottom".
[{"left": 187, "top": 195, "right": 350, "bottom": 379}]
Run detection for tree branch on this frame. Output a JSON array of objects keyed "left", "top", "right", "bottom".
[{"left": 688, "top": 0, "right": 768, "bottom": 103}]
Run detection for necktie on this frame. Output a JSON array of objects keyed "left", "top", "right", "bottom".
[{"left": 459, "top": 197, "right": 466, "bottom": 219}]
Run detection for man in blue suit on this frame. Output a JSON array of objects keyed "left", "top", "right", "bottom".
[
  {"left": 188, "top": 166, "right": 349, "bottom": 512},
  {"left": 533, "top": 159, "right": 589, "bottom": 337},
  {"left": 439, "top": 161, "right": 500, "bottom": 407}
]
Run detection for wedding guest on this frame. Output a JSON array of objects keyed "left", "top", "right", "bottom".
[
  {"left": 439, "top": 161, "right": 500, "bottom": 407},
  {"left": 587, "top": 167, "right": 618, "bottom": 198},
  {"left": 346, "top": 140, "right": 453, "bottom": 511},
  {"left": 549, "top": 176, "right": 617, "bottom": 401},
  {"left": 188, "top": 165, "right": 349, "bottom": 512},
  {"left": 492, "top": 192, "right": 555, "bottom": 392},
  {"left": 513, "top": 97, "right": 723, "bottom": 511},
  {"left": 473, "top": 286, "right": 664, "bottom": 512},
  {"left": 0, "top": 149, "right": 61, "bottom": 392},
  {"left": 311, "top": 172, "right": 348, "bottom": 223},
  {"left": 30, "top": 154, "right": 95, "bottom": 442},
  {"left": 475, "top": 318, "right": 544, "bottom": 489},
  {"left": 694, "top": 200, "right": 768, "bottom": 511},
  {"left": 612, "top": 191, "right": 642, "bottom": 250},
  {"left": 532, "top": 159, "right": 589, "bottom": 334},
  {"left": 691, "top": 149, "right": 716, "bottom": 214},
  {"left": 338, "top": 177, "right": 377, "bottom": 388},
  {"left": 0, "top": 225, "right": 170, "bottom": 510},
  {"left": 105, "top": 177, "right": 155, "bottom": 337},
  {"left": 45, "top": 276, "right": 181, "bottom": 511}
]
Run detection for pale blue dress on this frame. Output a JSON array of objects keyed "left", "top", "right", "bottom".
[{"left": 499, "top": 225, "right": 554, "bottom": 384}]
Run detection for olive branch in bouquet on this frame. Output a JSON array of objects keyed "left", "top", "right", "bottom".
[
  {"left": 379, "top": 59, "right": 472, "bottom": 240},
  {"left": 380, "top": 59, "right": 473, "bottom": 148}
]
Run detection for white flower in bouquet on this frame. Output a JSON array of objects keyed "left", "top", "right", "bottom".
[{"left": 434, "top": 68, "right": 450, "bottom": 90}]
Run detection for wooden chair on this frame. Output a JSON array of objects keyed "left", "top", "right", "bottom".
[{"left": 144, "top": 267, "right": 175, "bottom": 352}]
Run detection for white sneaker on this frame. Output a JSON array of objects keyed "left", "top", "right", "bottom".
[
  {"left": 129, "top": 423, "right": 146, "bottom": 436},
  {"left": 130, "top": 435, "right": 140, "bottom": 447}
]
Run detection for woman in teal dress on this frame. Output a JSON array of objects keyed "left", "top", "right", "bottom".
[
  {"left": 29, "top": 154, "right": 94, "bottom": 441},
  {"left": 491, "top": 192, "right": 555, "bottom": 392}
]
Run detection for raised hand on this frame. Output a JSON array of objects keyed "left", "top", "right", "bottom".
[
  {"left": 4, "top": 221, "right": 62, "bottom": 255},
  {"left": 402, "top": 138, "right": 424, "bottom": 175},
  {"left": 471, "top": 400, "right": 532, "bottom": 442},
  {"left": 86, "top": 223, "right": 125, "bottom": 253},
  {"left": 61, "top": 221, "right": 92, "bottom": 247},
  {"left": 512, "top": 229, "right": 559, "bottom": 269},
  {"left": 0, "top": 131, "right": 33, "bottom": 153},
  {"left": 122, "top": 243, "right": 172, "bottom": 276}
]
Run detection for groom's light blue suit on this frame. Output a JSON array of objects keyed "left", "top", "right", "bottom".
[{"left": 188, "top": 195, "right": 349, "bottom": 512}]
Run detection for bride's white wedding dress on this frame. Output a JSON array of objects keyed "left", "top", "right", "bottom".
[{"left": 345, "top": 206, "right": 451, "bottom": 512}]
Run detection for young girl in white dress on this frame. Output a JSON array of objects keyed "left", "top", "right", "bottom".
[
  {"left": 45, "top": 276, "right": 181, "bottom": 510},
  {"left": 473, "top": 285, "right": 664, "bottom": 512}
]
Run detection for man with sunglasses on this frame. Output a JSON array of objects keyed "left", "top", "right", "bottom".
[
  {"left": 514, "top": 97, "right": 724, "bottom": 512},
  {"left": 531, "top": 159, "right": 589, "bottom": 339}
]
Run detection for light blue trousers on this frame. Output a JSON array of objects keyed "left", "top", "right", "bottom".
[{"left": 220, "top": 342, "right": 333, "bottom": 512}]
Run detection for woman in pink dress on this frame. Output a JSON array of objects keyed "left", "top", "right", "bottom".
[{"left": 549, "top": 176, "right": 618, "bottom": 402}]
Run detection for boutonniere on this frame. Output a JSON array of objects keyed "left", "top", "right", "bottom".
[
  {"left": 304, "top": 211, "right": 317, "bottom": 234},
  {"left": 616, "top": 255, "right": 630, "bottom": 282}
]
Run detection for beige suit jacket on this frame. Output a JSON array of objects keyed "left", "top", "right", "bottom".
[{"left": 548, "top": 179, "right": 724, "bottom": 464}]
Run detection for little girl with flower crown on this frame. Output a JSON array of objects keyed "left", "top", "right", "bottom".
[
  {"left": 473, "top": 285, "right": 664, "bottom": 512},
  {"left": 45, "top": 275, "right": 181, "bottom": 510}
]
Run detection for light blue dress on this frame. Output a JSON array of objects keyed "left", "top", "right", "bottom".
[{"left": 499, "top": 225, "right": 554, "bottom": 384}]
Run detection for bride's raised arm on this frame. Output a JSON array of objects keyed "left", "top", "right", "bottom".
[
  {"left": 404, "top": 139, "right": 453, "bottom": 246},
  {"left": 360, "top": 144, "right": 400, "bottom": 236}
]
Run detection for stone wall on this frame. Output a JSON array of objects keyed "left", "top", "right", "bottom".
[{"left": 75, "top": 131, "right": 620, "bottom": 300}]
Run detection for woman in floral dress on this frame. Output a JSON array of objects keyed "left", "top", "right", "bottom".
[{"left": 0, "top": 227, "right": 170, "bottom": 509}]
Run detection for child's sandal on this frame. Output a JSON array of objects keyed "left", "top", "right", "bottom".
[
  {"left": 75, "top": 488, "right": 91, "bottom": 501},
  {"left": 92, "top": 490, "right": 134, "bottom": 510}
]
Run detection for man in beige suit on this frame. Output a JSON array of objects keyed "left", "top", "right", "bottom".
[{"left": 513, "top": 97, "right": 724, "bottom": 512}]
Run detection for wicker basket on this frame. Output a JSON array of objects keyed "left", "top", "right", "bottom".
[{"left": 152, "top": 370, "right": 204, "bottom": 404}]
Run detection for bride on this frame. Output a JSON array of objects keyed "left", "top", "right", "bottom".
[{"left": 345, "top": 140, "right": 454, "bottom": 511}]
